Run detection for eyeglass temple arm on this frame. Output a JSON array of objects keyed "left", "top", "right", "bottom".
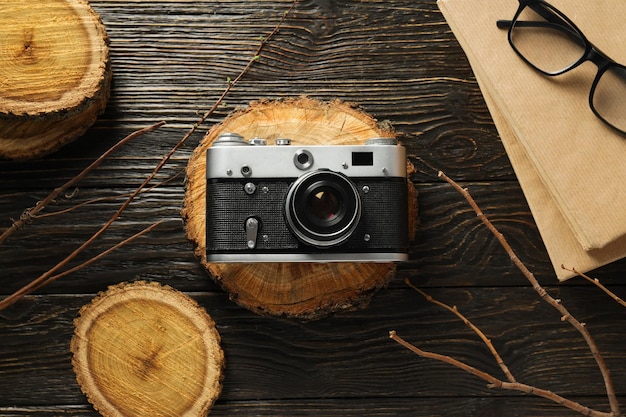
[
  {"left": 497, "top": 2, "right": 577, "bottom": 33},
  {"left": 496, "top": 19, "right": 581, "bottom": 40},
  {"left": 497, "top": 19, "right": 565, "bottom": 29}
]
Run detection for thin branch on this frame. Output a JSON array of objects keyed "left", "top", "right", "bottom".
[
  {"left": 389, "top": 331, "right": 612, "bottom": 417},
  {"left": 404, "top": 278, "right": 515, "bottom": 383},
  {"left": 0, "top": 1, "right": 298, "bottom": 311},
  {"left": 0, "top": 121, "right": 166, "bottom": 245},
  {"left": 33, "top": 169, "right": 185, "bottom": 219},
  {"left": 562, "top": 265, "right": 626, "bottom": 309},
  {"left": 0, "top": 221, "right": 164, "bottom": 308},
  {"left": 436, "top": 171, "right": 621, "bottom": 416},
  {"left": 33, "top": 194, "right": 127, "bottom": 219}
]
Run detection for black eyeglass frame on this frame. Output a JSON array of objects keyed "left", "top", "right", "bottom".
[{"left": 497, "top": 0, "right": 626, "bottom": 135}]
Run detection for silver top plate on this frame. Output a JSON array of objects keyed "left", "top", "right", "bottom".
[{"left": 206, "top": 143, "right": 407, "bottom": 179}]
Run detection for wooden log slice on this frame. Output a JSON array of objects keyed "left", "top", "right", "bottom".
[
  {"left": 71, "top": 281, "right": 224, "bottom": 417},
  {"left": 0, "top": 0, "right": 111, "bottom": 160},
  {"left": 182, "top": 97, "right": 417, "bottom": 320}
]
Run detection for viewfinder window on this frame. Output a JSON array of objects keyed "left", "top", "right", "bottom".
[{"left": 352, "top": 152, "right": 373, "bottom": 166}]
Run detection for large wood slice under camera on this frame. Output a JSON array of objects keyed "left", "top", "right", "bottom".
[
  {"left": 71, "top": 281, "right": 224, "bottom": 417},
  {"left": 183, "top": 98, "right": 416, "bottom": 320},
  {"left": 0, "top": 0, "right": 111, "bottom": 160}
]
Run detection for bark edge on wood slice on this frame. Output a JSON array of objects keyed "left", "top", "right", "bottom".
[
  {"left": 182, "top": 97, "right": 417, "bottom": 320},
  {"left": 71, "top": 281, "right": 224, "bottom": 417},
  {"left": 0, "top": 0, "right": 111, "bottom": 160}
]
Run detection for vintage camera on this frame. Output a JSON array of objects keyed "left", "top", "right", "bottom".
[{"left": 205, "top": 132, "right": 409, "bottom": 262}]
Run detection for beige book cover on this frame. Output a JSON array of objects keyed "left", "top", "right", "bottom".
[{"left": 438, "top": 0, "right": 626, "bottom": 280}]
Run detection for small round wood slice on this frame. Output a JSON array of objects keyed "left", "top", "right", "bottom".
[
  {"left": 0, "top": 0, "right": 111, "bottom": 160},
  {"left": 71, "top": 281, "right": 224, "bottom": 417},
  {"left": 182, "top": 97, "right": 417, "bottom": 320}
]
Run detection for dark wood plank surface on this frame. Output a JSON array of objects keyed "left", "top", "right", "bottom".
[{"left": 1, "top": 1, "right": 625, "bottom": 416}]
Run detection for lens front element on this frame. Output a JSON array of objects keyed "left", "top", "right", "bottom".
[
  {"left": 510, "top": 3, "right": 586, "bottom": 75},
  {"left": 592, "top": 65, "right": 626, "bottom": 133},
  {"left": 508, "top": 2, "right": 626, "bottom": 134},
  {"left": 285, "top": 170, "right": 361, "bottom": 248},
  {"left": 307, "top": 187, "right": 341, "bottom": 222}
]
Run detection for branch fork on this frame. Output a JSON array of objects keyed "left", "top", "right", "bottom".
[{"left": 390, "top": 171, "right": 623, "bottom": 417}]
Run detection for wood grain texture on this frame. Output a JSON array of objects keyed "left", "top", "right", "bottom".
[
  {"left": 182, "top": 97, "right": 418, "bottom": 319},
  {"left": 2, "top": 397, "right": 626, "bottom": 417},
  {"left": 1, "top": 289, "right": 625, "bottom": 406},
  {"left": 71, "top": 281, "right": 223, "bottom": 417},
  {"left": 0, "top": 0, "right": 111, "bottom": 160},
  {"left": 0, "top": 0, "right": 625, "bottom": 416}
]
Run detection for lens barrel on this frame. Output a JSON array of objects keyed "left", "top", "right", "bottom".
[{"left": 285, "top": 170, "right": 362, "bottom": 248}]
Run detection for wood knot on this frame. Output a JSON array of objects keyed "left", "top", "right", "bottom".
[
  {"left": 134, "top": 347, "right": 162, "bottom": 380},
  {"left": 71, "top": 281, "right": 225, "bottom": 416},
  {"left": 18, "top": 29, "right": 38, "bottom": 63}
]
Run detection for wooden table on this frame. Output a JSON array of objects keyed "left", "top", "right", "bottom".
[{"left": 1, "top": 1, "right": 624, "bottom": 415}]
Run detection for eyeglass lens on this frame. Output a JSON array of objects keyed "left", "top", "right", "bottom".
[
  {"left": 510, "top": 2, "right": 626, "bottom": 133},
  {"left": 510, "top": 4, "right": 585, "bottom": 74},
  {"left": 592, "top": 66, "right": 626, "bottom": 132}
]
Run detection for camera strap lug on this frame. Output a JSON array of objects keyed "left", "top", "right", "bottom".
[{"left": 245, "top": 217, "right": 259, "bottom": 249}]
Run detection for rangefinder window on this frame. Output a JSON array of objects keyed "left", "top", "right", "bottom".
[{"left": 351, "top": 151, "right": 373, "bottom": 166}]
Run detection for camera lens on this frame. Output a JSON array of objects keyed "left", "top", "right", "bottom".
[
  {"left": 285, "top": 170, "right": 361, "bottom": 248},
  {"left": 307, "top": 187, "right": 341, "bottom": 222}
]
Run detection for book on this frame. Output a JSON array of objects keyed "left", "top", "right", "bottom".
[{"left": 438, "top": 0, "right": 626, "bottom": 280}]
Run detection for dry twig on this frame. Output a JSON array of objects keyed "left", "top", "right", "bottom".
[
  {"left": 0, "top": 1, "right": 298, "bottom": 312},
  {"left": 389, "top": 331, "right": 607, "bottom": 417},
  {"left": 0, "top": 121, "right": 166, "bottom": 245},
  {"left": 562, "top": 265, "right": 626, "bottom": 308},
  {"left": 33, "top": 169, "right": 185, "bottom": 220},
  {"left": 0, "top": 221, "right": 164, "bottom": 309},
  {"left": 403, "top": 278, "right": 515, "bottom": 383},
  {"left": 390, "top": 171, "right": 622, "bottom": 417}
]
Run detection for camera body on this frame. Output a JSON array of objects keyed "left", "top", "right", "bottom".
[{"left": 205, "top": 132, "right": 409, "bottom": 263}]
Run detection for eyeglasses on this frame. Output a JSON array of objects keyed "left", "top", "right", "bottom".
[{"left": 497, "top": 0, "right": 626, "bottom": 135}]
